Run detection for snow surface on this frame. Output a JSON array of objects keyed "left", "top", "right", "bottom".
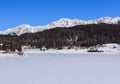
[
  {"left": 0, "top": 51, "right": 120, "bottom": 84},
  {"left": 98, "top": 43, "right": 120, "bottom": 54},
  {"left": 0, "top": 43, "right": 120, "bottom": 84},
  {"left": 0, "top": 17, "right": 120, "bottom": 35}
]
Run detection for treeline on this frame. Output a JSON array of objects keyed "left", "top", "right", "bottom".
[{"left": 0, "top": 23, "right": 120, "bottom": 49}]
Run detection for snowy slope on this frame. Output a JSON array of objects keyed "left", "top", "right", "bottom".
[
  {"left": 0, "top": 17, "right": 120, "bottom": 35},
  {"left": 23, "top": 43, "right": 120, "bottom": 54},
  {"left": 0, "top": 43, "right": 120, "bottom": 58}
]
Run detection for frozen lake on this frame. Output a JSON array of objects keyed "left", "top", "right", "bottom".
[{"left": 0, "top": 52, "right": 120, "bottom": 84}]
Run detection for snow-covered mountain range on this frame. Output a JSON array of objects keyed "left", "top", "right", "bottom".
[{"left": 0, "top": 17, "right": 120, "bottom": 35}]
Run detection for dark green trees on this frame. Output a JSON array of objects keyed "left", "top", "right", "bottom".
[
  {"left": 1, "top": 23, "right": 120, "bottom": 49},
  {"left": 1, "top": 41, "right": 22, "bottom": 52}
]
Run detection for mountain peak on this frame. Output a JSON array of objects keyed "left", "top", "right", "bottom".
[
  {"left": 48, "top": 18, "right": 86, "bottom": 27},
  {"left": 0, "top": 17, "right": 120, "bottom": 35},
  {"left": 17, "top": 24, "right": 32, "bottom": 28}
]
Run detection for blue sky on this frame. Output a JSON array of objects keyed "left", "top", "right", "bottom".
[{"left": 0, "top": 0, "right": 120, "bottom": 30}]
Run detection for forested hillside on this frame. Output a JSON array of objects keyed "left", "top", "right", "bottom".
[{"left": 0, "top": 24, "right": 120, "bottom": 49}]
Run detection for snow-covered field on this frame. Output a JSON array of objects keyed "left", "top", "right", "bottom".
[{"left": 0, "top": 49, "right": 120, "bottom": 84}]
